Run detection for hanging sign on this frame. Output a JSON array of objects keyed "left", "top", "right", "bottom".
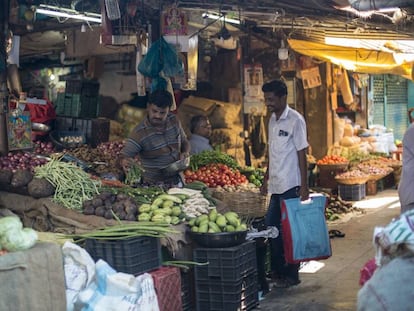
[
  {"left": 7, "top": 111, "right": 32, "bottom": 151},
  {"left": 243, "top": 64, "right": 265, "bottom": 115},
  {"left": 300, "top": 66, "right": 322, "bottom": 89}
]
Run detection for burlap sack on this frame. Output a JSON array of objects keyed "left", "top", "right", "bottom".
[{"left": 209, "top": 102, "right": 242, "bottom": 129}]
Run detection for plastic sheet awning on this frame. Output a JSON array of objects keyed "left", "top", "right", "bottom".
[{"left": 288, "top": 38, "right": 414, "bottom": 80}]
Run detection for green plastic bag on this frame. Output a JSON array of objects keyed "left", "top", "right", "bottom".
[{"left": 138, "top": 37, "right": 184, "bottom": 78}]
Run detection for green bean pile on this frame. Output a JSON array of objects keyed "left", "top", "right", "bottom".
[{"left": 34, "top": 157, "right": 101, "bottom": 210}]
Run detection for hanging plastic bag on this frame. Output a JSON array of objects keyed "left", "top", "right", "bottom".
[
  {"left": 138, "top": 37, "right": 183, "bottom": 78},
  {"left": 250, "top": 115, "right": 267, "bottom": 158}
]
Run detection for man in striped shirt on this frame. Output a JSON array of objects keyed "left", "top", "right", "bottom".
[{"left": 120, "top": 89, "right": 190, "bottom": 185}]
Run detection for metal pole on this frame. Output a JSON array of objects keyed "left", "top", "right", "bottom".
[{"left": 0, "top": 0, "right": 10, "bottom": 155}]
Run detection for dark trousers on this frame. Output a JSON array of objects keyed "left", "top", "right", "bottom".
[{"left": 265, "top": 187, "right": 300, "bottom": 281}]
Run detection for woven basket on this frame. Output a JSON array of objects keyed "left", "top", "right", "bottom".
[
  {"left": 212, "top": 190, "right": 269, "bottom": 218},
  {"left": 318, "top": 162, "right": 349, "bottom": 171},
  {"left": 335, "top": 176, "right": 369, "bottom": 185},
  {"left": 368, "top": 174, "right": 387, "bottom": 182}
]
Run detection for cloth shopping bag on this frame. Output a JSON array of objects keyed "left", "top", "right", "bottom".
[{"left": 281, "top": 194, "right": 331, "bottom": 264}]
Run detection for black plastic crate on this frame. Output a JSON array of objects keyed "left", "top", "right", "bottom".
[
  {"left": 66, "top": 80, "right": 82, "bottom": 94},
  {"left": 338, "top": 183, "right": 366, "bottom": 201},
  {"left": 66, "top": 80, "right": 100, "bottom": 96},
  {"left": 181, "top": 269, "right": 195, "bottom": 311},
  {"left": 196, "top": 272, "right": 258, "bottom": 311},
  {"left": 194, "top": 241, "right": 257, "bottom": 282},
  {"left": 85, "top": 236, "right": 161, "bottom": 275}
]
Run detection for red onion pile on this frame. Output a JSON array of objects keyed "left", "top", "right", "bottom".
[
  {"left": 0, "top": 151, "right": 48, "bottom": 172},
  {"left": 96, "top": 141, "right": 125, "bottom": 157},
  {"left": 33, "top": 141, "right": 55, "bottom": 155}
]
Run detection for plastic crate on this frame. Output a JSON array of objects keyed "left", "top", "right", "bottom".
[
  {"left": 66, "top": 80, "right": 100, "bottom": 96},
  {"left": 194, "top": 241, "right": 257, "bottom": 282},
  {"left": 338, "top": 183, "right": 366, "bottom": 201},
  {"left": 90, "top": 118, "right": 110, "bottom": 147},
  {"left": 58, "top": 93, "right": 99, "bottom": 118},
  {"left": 181, "top": 268, "right": 195, "bottom": 311},
  {"left": 195, "top": 272, "right": 259, "bottom": 311},
  {"left": 85, "top": 236, "right": 161, "bottom": 275}
]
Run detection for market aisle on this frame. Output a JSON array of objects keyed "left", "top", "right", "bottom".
[{"left": 256, "top": 189, "right": 400, "bottom": 311}]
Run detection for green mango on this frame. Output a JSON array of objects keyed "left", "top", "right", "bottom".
[
  {"left": 171, "top": 206, "right": 182, "bottom": 217},
  {"left": 215, "top": 215, "right": 227, "bottom": 228},
  {"left": 199, "top": 223, "right": 208, "bottom": 233},
  {"left": 138, "top": 213, "right": 151, "bottom": 222},
  {"left": 195, "top": 214, "right": 209, "bottom": 226},
  {"left": 226, "top": 225, "right": 236, "bottom": 232},
  {"left": 208, "top": 221, "right": 221, "bottom": 233},
  {"left": 209, "top": 209, "right": 218, "bottom": 222},
  {"left": 188, "top": 218, "right": 196, "bottom": 227},
  {"left": 138, "top": 203, "right": 151, "bottom": 213},
  {"left": 162, "top": 200, "right": 174, "bottom": 209}
]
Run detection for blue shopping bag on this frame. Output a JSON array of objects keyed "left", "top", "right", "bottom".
[{"left": 281, "top": 194, "right": 331, "bottom": 264}]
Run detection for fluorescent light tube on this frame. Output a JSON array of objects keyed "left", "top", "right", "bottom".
[
  {"left": 36, "top": 8, "right": 102, "bottom": 23},
  {"left": 203, "top": 13, "right": 240, "bottom": 25}
]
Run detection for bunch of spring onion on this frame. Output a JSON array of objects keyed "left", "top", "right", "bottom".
[{"left": 62, "top": 221, "right": 178, "bottom": 242}]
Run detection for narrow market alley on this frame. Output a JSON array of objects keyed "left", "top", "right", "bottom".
[{"left": 256, "top": 189, "right": 400, "bottom": 311}]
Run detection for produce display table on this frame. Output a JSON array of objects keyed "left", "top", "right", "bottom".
[
  {"left": 0, "top": 191, "right": 190, "bottom": 259},
  {"left": 0, "top": 242, "right": 66, "bottom": 311}
]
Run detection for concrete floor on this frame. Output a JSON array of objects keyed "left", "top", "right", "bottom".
[{"left": 255, "top": 189, "right": 401, "bottom": 311}]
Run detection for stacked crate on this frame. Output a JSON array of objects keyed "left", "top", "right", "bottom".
[
  {"left": 181, "top": 268, "right": 195, "bottom": 311},
  {"left": 193, "top": 241, "right": 259, "bottom": 311},
  {"left": 338, "top": 183, "right": 366, "bottom": 201},
  {"left": 84, "top": 236, "right": 162, "bottom": 275},
  {"left": 56, "top": 80, "right": 100, "bottom": 118}
]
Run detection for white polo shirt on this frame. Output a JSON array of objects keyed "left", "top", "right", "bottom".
[{"left": 268, "top": 106, "right": 308, "bottom": 194}]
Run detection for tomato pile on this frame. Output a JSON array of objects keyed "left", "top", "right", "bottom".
[
  {"left": 317, "top": 155, "right": 349, "bottom": 165},
  {"left": 184, "top": 163, "right": 248, "bottom": 187}
]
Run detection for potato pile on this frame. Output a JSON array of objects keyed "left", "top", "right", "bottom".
[{"left": 82, "top": 191, "right": 138, "bottom": 221}]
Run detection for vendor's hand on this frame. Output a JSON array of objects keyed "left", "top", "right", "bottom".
[
  {"left": 120, "top": 157, "right": 134, "bottom": 172},
  {"left": 260, "top": 182, "right": 268, "bottom": 196},
  {"left": 180, "top": 152, "right": 190, "bottom": 160},
  {"left": 299, "top": 186, "right": 309, "bottom": 201}
]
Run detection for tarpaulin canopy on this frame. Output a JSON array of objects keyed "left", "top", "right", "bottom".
[{"left": 288, "top": 38, "right": 414, "bottom": 80}]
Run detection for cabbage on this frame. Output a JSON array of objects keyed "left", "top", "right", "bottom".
[
  {"left": 0, "top": 216, "right": 23, "bottom": 236},
  {"left": 1, "top": 227, "right": 38, "bottom": 252}
]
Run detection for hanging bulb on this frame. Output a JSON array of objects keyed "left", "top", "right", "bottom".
[
  {"left": 81, "top": 24, "right": 86, "bottom": 33},
  {"left": 278, "top": 40, "right": 289, "bottom": 60}
]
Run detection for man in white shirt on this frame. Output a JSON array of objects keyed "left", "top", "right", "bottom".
[
  {"left": 189, "top": 115, "right": 213, "bottom": 155},
  {"left": 260, "top": 79, "right": 309, "bottom": 288}
]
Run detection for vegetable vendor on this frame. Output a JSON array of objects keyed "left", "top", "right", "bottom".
[
  {"left": 119, "top": 89, "right": 190, "bottom": 186},
  {"left": 189, "top": 115, "right": 213, "bottom": 155}
]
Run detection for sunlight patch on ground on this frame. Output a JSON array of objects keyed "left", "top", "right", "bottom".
[
  {"left": 353, "top": 196, "right": 400, "bottom": 209},
  {"left": 299, "top": 260, "right": 325, "bottom": 273}
]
